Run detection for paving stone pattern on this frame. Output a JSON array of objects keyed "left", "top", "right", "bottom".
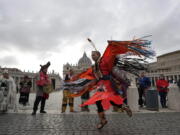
[
  {"left": 0, "top": 91, "right": 180, "bottom": 135},
  {"left": 0, "top": 113, "right": 180, "bottom": 135}
]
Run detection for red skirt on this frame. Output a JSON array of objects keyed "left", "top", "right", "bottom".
[{"left": 81, "top": 80, "right": 124, "bottom": 110}]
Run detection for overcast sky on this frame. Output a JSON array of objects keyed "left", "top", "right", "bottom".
[{"left": 0, "top": 0, "right": 179, "bottom": 76}]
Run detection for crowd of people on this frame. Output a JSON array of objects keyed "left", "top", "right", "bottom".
[
  {"left": 136, "top": 72, "right": 180, "bottom": 109},
  {"left": 0, "top": 62, "right": 52, "bottom": 114},
  {"left": 0, "top": 61, "right": 90, "bottom": 114}
]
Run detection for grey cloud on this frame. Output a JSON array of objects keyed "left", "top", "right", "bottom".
[
  {"left": 0, "top": 0, "right": 179, "bottom": 58},
  {"left": 0, "top": 56, "right": 18, "bottom": 66},
  {"left": 121, "top": 3, "right": 180, "bottom": 56}
]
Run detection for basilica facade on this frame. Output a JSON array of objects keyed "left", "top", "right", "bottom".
[{"left": 63, "top": 52, "right": 92, "bottom": 78}]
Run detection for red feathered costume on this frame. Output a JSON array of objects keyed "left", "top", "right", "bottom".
[
  {"left": 65, "top": 39, "right": 154, "bottom": 129},
  {"left": 80, "top": 42, "right": 131, "bottom": 110},
  {"left": 70, "top": 40, "right": 144, "bottom": 111}
]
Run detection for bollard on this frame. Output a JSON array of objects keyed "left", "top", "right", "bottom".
[
  {"left": 127, "top": 84, "right": 139, "bottom": 111},
  {"left": 167, "top": 84, "right": 180, "bottom": 111}
]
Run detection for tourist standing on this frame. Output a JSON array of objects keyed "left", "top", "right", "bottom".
[
  {"left": 156, "top": 74, "right": 169, "bottom": 108},
  {"left": 0, "top": 70, "right": 17, "bottom": 112},
  {"left": 19, "top": 75, "right": 32, "bottom": 106},
  {"left": 137, "top": 72, "right": 151, "bottom": 107},
  {"left": 32, "top": 62, "right": 51, "bottom": 115},
  {"left": 61, "top": 71, "right": 74, "bottom": 113}
]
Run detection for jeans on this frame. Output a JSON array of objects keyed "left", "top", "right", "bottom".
[
  {"left": 33, "top": 96, "right": 46, "bottom": 112},
  {"left": 159, "top": 91, "right": 167, "bottom": 108}
]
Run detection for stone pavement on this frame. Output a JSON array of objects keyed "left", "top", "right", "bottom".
[
  {"left": 15, "top": 91, "right": 176, "bottom": 114},
  {"left": 16, "top": 91, "right": 118, "bottom": 114},
  {"left": 0, "top": 112, "right": 180, "bottom": 135},
  {"left": 0, "top": 91, "right": 180, "bottom": 135}
]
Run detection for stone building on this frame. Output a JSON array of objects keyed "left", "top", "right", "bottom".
[
  {"left": 63, "top": 52, "right": 92, "bottom": 78},
  {"left": 146, "top": 50, "right": 180, "bottom": 86},
  {"left": 0, "top": 67, "right": 62, "bottom": 92}
]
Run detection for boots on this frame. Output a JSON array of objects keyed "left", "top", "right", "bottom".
[
  {"left": 122, "top": 105, "right": 132, "bottom": 117},
  {"left": 40, "top": 110, "right": 47, "bottom": 113},
  {"left": 113, "top": 106, "right": 118, "bottom": 112},
  {"left": 96, "top": 112, "right": 108, "bottom": 129},
  {"left": 31, "top": 110, "right": 36, "bottom": 115},
  {"left": 61, "top": 106, "right": 66, "bottom": 113},
  {"left": 70, "top": 106, "right": 74, "bottom": 112}
]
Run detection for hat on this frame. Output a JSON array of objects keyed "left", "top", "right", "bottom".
[{"left": 40, "top": 61, "right": 51, "bottom": 71}]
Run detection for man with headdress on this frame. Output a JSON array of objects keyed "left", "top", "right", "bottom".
[
  {"left": 64, "top": 38, "right": 154, "bottom": 129},
  {"left": 0, "top": 70, "right": 17, "bottom": 113},
  {"left": 66, "top": 50, "right": 132, "bottom": 129},
  {"left": 19, "top": 75, "right": 32, "bottom": 106},
  {"left": 32, "top": 61, "right": 51, "bottom": 115},
  {"left": 85, "top": 50, "right": 132, "bottom": 129}
]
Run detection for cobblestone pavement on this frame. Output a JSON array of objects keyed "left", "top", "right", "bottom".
[
  {"left": 0, "top": 91, "right": 180, "bottom": 135},
  {"left": 15, "top": 91, "right": 117, "bottom": 114},
  {"left": 15, "top": 91, "right": 176, "bottom": 114},
  {"left": 0, "top": 112, "right": 180, "bottom": 135}
]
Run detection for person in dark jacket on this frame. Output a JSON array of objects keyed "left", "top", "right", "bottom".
[{"left": 137, "top": 72, "right": 151, "bottom": 107}]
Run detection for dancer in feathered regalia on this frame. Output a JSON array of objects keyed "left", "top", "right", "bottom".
[{"left": 64, "top": 37, "right": 155, "bottom": 129}]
